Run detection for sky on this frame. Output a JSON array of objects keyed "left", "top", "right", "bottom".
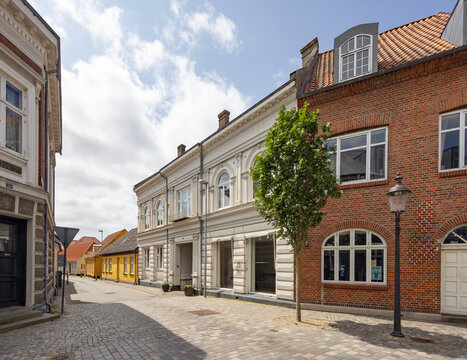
[{"left": 29, "top": 0, "right": 456, "bottom": 240}]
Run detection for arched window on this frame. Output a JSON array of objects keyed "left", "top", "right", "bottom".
[
  {"left": 217, "top": 172, "right": 230, "bottom": 209},
  {"left": 144, "top": 206, "right": 150, "bottom": 230},
  {"left": 322, "top": 229, "right": 386, "bottom": 284},
  {"left": 340, "top": 35, "right": 371, "bottom": 81},
  {"left": 156, "top": 201, "right": 164, "bottom": 226},
  {"left": 443, "top": 225, "right": 467, "bottom": 245}
]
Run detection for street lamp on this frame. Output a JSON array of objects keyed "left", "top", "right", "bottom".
[
  {"left": 199, "top": 178, "right": 208, "bottom": 298},
  {"left": 387, "top": 173, "right": 411, "bottom": 338}
]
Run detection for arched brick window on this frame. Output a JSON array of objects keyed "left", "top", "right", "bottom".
[{"left": 322, "top": 229, "right": 386, "bottom": 284}]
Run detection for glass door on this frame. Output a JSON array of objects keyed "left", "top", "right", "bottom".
[
  {"left": 251, "top": 235, "right": 276, "bottom": 294},
  {"left": 219, "top": 241, "right": 233, "bottom": 288}
]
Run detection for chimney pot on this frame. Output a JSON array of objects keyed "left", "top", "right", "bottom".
[
  {"left": 218, "top": 110, "right": 230, "bottom": 129},
  {"left": 177, "top": 144, "right": 186, "bottom": 157}
]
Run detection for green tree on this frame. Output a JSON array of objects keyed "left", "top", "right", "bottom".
[{"left": 250, "top": 103, "right": 340, "bottom": 322}]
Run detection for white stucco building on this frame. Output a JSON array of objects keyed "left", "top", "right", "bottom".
[{"left": 134, "top": 77, "right": 300, "bottom": 300}]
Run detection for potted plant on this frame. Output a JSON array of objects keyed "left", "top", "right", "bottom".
[
  {"left": 162, "top": 282, "right": 170, "bottom": 292},
  {"left": 184, "top": 285, "right": 194, "bottom": 296}
]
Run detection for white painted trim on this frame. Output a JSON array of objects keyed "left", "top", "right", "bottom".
[
  {"left": 339, "top": 34, "right": 373, "bottom": 82},
  {"left": 438, "top": 108, "right": 467, "bottom": 172}
]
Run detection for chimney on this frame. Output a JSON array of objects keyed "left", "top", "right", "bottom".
[
  {"left": 300, "top": 37, "right": 319, "bottom": 68},
  {"left": 218, "top": 110, "right": 230, "bottom": 129},
  {"left": 177, "top": 144, "right": 186, "bottom": 157}
]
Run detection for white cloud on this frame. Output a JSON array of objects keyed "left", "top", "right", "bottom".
[
  {"left": 289, "top": 57, "right": 302, "bottom": 68},
  {"left": 169, "top": 1, "right": 241, "bottom": 53},
  {"left": 43, "top": 0, "right": 248, "bottom": 237}
]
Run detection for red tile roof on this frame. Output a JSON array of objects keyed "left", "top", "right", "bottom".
[
  {"left": 58, "top": 236, "right": 98, "bottom": 260},
  {"left": 303, "top": 13, "right": 457, "bottom": 94}
]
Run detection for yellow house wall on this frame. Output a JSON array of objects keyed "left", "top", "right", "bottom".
[
  {"left": 102, "top": 253, "right": 138, "bottom": 284},
  {"left": 85, "top": 257, "right": 101, "bottom": 278}
]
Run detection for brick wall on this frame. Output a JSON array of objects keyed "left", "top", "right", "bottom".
[{"left": 298, "top": 50, "right": 467, "bottom": 314}]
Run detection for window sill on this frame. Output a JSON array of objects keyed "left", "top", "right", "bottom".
[
  {"left": 439, "top": 169, "right": 467, "bottom": 178},
  {"left": 322, "top": 282, "right": 388, "bottom": 291},
  {"left": 340, "top": 179, "right": 388, "bottom": 190}
]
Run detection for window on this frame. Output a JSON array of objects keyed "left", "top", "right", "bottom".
[
  {"left": 340, "top": 35, "right": 371, "bottom": 81},
  {"left": 156, "top": 201, "right": 164, "bottom": 226},
  {"left": 217, "top": 172, "right": 230, "bottom": 208},
  {"left": 144, "top": 248, "right": 150, "bottom": 268},
  {"left": 156, "top": 247, "right": 163, "bottom": 269},
  {"left": 109, "top": 259, "right": 112, "bottom": 273},
  {"left": 177, "top": 187, "right": 191, "bottom": 217},
  {"left": 443, "top": 225, "right": 467, "bottom": 245},
  {"left": 322, "top": 229, "right": 386, "bottom": 284},
  {"left": 124, "top": 257, "right": 127, "bottom": 274},
  {"left": 144, "top": 206, "right": 150, "bottom": 230},
  {"left": 326, "top": 127, "right": 387, "bottom": 184},
  {"left": 130, "top": 257, "right": 134, "bottom": 275},
  {"left": 439, "top": 109, "right": 466, "bottom": 171},
  {"left": 1, "top": 78, "right": 25, "bottom": 155}
]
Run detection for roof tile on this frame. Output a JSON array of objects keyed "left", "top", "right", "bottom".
[{"left": 304, "top": 13, "right": 456, "bottom": 94}]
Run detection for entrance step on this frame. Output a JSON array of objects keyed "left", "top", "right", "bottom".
[
  {"left": 441, "top": 314, "right": 467, "bottom": 324},
  {"left": 0, "top": 306, "right": 59, "bottom": 333},
  {"left": 206, "top": 289, "right": 294, "bottom": 308}
]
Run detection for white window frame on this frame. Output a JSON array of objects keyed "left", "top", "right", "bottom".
[
  {"left": 109, "top": 258, "right": 112, "bottom": 273},
  {"left": 0, "top": 70, "right": 28, "bottom": 159},
  {"left": 439, "top": 109, "right": 467, "bottom": 172},
  {"left": 328, "top": 127, "right": 387, "bottom": 185},
  {"left": 177, "top": 186, "right": 191, "bottom": 218},
  {"left": 144, "top": 206, "right": 150, "bottom": 230},
  {"left": 322, "top": 229, "right": 387, "bottom": 285},
  {"left": 156, "top": 200, "right": 164, "bottom": 226},
  {"left": 124, "top": 257, "right": 127, "bottom": 274},
  {"left": 130, "top": 256, "right": 135, "bottom": 275},
  {"left": 339, "top": 34, "right": 372, "bottom": 82},
  {"left": 144, "top": 248, "right": 150, "bottom": 269},
  {"left": 217, "top": 171, "right": 231, "bottom": 209},
  {"left": 155, "top": 246, "right": 163, "bottom": 269}
]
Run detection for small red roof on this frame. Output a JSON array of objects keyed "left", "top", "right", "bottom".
[
  {"left": 83, "top": 229, "right": 127, "bottom": 260},
  {"left": 58, "top": 236, "right": 98, "bottom": 260}
]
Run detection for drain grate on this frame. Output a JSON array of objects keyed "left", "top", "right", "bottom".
[
  {"left": 189, "top": 310, "right": 220, "bottom": 316},
  {"left": 47, "top": 354, "right": 74, "bottom": 360},
  {"left": 409, "top": 337, "right": 436, "bottom": 344},
  {"left": 104, "top": 292, "right": 115, "bottom": 294}
]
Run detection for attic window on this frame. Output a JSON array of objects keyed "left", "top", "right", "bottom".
[{"left": 340, "top": 35, "right": 371, "bottom": 81}]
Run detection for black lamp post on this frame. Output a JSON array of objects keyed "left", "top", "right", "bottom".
[{"left": 387, "top": 173, "right": 411, "bottom": 338}]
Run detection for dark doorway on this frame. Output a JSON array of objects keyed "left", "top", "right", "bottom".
[
  {"left": 251, "top": 235, "right": 275, "bottom": 294},
  {"left": 0, "top": 216, "right": 27, "bottom": 307},
  {"left": 219, "top": 241, "right": 233, "bottom": 288}
]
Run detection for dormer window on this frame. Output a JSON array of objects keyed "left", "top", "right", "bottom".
[
  {"left": 333, "top": 23, "right": 378, "bottom": 85},
  {"left": 340, "top": 35, "right": 371, "bottom": 81}
]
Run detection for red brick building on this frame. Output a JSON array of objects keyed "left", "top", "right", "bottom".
[{"left": 296, "top": 6, "right": 467, "bottom": 316}]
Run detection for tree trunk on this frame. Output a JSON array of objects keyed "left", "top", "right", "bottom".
[{"left": 295, "top": 252, "right": 301, "bottom": 322}]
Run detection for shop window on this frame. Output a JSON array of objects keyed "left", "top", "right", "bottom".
[
  {"left": 156, "top": 247, "right": 163, "bottom": 269},
  {"left": 144, "top": 248, "right": 150, "bottom": 268},
  {"left": 322, "top": 229, "right": 386, "bottom": 284}
]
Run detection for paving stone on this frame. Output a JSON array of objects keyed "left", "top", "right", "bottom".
[{"left": 0, "top": 277, "right": 466, "bottom": 359}]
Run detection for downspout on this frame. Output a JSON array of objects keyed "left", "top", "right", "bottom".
[
  {"left": 134, "top": 249, "right": 137, "bottom": 285},
  {"left": 42, "top": 67, "right": 58, "bottom": 313},
  {"left": 159, "top": 172, "right": 169, "bottom": 283},
  {"left": 199, "top": 143, "right": 204, "bottom": 293}
]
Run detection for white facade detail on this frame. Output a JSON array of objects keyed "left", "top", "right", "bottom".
[{"left": 134, "top": 81, "right": 296, "bottom": 300}]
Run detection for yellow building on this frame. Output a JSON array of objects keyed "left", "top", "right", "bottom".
[
  {"left": 84, "top": 229, "right": 127, "bottom": 278},
  {"left": 101, "top": 229, "right": 138, "bottom": 284}
]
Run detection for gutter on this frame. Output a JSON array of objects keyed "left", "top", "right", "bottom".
[{"left": 298, "top": 45, "right": 467, "bottom": 99}]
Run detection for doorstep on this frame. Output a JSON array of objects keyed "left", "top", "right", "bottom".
[
  {"left": 206, "top": 289, "right": 294, "bottom": 308},
  {"left": 139, "top": 279, "right": 163, "bottom": 288}
]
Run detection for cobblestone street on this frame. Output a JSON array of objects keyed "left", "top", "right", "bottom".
[{"left": 0, "top": 277, "right": 466, "bottom": 360}]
